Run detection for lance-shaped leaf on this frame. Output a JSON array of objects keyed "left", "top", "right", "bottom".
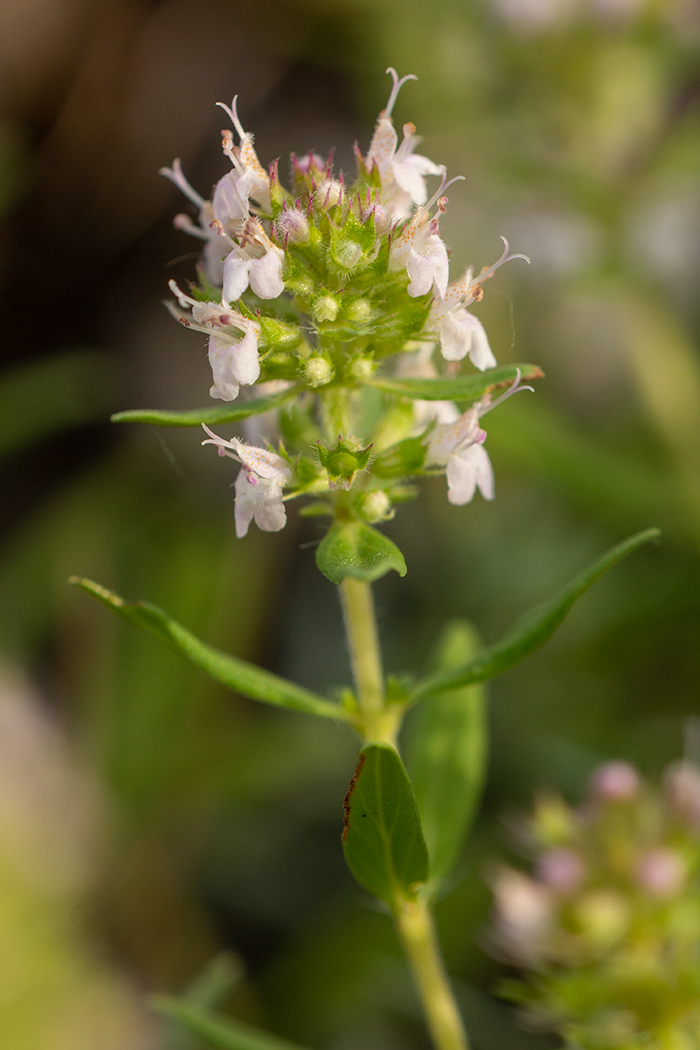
[
  {"left": 69, "top": 578, "right": 345, "bottom": 721},
  {"left": 405, "top": 621, "right": 486, "bottom": 896},
  {"left": 370, "top": 364, "right": 543, "bottom": 402},
  {"left": 410, "top": 528, "right": 661, "bottom": 703},
  {"left": 316, "top": 523, "right": 407, "bottom": 584},
  {"left": 342, "top": 743, "right": 429, "bottom": 905},
  {"left": 111, "top": 386, "right": 298, "bottom": 427},
  {"left": 152, "top": 996, "right": 313, "bottom": 1050}
]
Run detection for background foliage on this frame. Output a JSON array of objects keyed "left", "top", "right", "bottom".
[{"left": 1, "top": 0, "right": 699, "bottom": 1046}]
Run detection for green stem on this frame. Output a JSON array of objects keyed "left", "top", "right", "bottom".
[
  {"left": 394, "top": 897, "right": 470, "bottom": 1050},
  {"left": 339, "top": 580, "right": 467, "bottom": 1050},
  {"left": 339, "top": 577, "right": 388, "bottom": 738}
]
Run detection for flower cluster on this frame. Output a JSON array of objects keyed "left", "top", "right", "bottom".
[
  {"left": 490, "top": 760, "right": 700, "bottom": 1049},
  {"left": 161, "top": 69, "right": 532, "bottom": 543}
]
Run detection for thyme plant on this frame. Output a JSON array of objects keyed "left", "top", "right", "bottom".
[
  {"left": 71, "top": 70, "right": 659, "bottom": 1050},
  {"left": 491, "top": 759, "right": 700, "bottom": 1048}
]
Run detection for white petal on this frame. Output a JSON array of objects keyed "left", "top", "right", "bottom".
[
  {"left": 427, "top": 409, "right": 479, "bottom": 466},
  {"left": 229, "top": 327, "right": 260, "bottom": 386},
  {"left": 439, "top": 313, "right": 469, "bottom": 361},
  {"left": 234, "top": 472, "right": 287, "bottom": 537},
  {"left": 367, "top": 117, "right": 398, "bottom": 176},
  {"left": 446, "top": 444, "right": 494, "bottom": 505},
  {"left": 223, "top": 253, "right": 252, "bottom": 302},
  {"left": 234, "top": 470, "right": 256, "bottom": 537},
  {"left": 253, "top": 481, "right": 287, "bottom": 532},
  {"left": 406, "top": 235, "right": 449, "bottom": 299},
  {"left": 393, "top": 159, "right": 430, "bottom": 205},
  {"left": 203, "top": 239, "right": 226, "bottom": 287},
  {"left": 467, "top": 315, "right": 497, "bottom": 370},
  {"left": 249, "top": 247, "right": 284, "bottom": 299},
  {"left": 407, "top": 153, "right": 443, "bottom": 177},
  {"left": 230, "top": 440, "right": 290, "bottom": 482},
  {"left": 208, "top": 336, "right": 240, "bottom": 401},
  {"left": 213, "top": 172, "right": 248, "bottom": 225}
]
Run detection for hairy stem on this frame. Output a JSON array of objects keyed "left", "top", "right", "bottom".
[{"left": 394, "top": 897, "right": 470, "bottom": 1050}]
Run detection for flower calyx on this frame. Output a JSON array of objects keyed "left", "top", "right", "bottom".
[{"left": 317, "top": 436, "right": 373, "bottom": 491}]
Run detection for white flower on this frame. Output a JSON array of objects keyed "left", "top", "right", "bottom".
[
  {"left": 201, "top": 426, "right": 292, "bottom": 538},
  {"left": 208, "top": 331, "right": 260, "bottom": 401},
  {"left": 168, "top": 281, "right": 261, "bottom": 401},
  {"left": 426, "top": 371, "right": 534, "bottom": 504},
  {"left": 439, "top": 310, "right": 496, "bottom": 370},
  {"left": 427, "top": 408, "right": 494, "bottom": 505},
  {"left": 216, "top": 96, "right": 271, "bottom": 212},
  {"left": 161, "top": 159, "right": 240, "bottom": 286},
  {"left": 389, "top": 207, "right": 449, "bottom": 299},
  {"left": 430, "top": 238, "right": 530, "bottom": 369},
  {"left": 366, "top": 68, "right": 443, "bottom": 219},
  {"left": 222, "top": 218, "right": 284, "bottom": 301}
]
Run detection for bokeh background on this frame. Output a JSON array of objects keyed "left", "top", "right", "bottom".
[{"left": 1, "top": 0, "right": 700, "bottom": 1046}]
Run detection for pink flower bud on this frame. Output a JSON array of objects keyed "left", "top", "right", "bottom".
[
  {"left": 536, "top": 848, "right": 585, "bottom": 894},
  {"left": 589, "top": 761, "right": 640, "bottom": 802},
  {"left": 274, "top": 207, "right": 310, "bottom": 244},
  {"left": 664, "top": 761, "right": 700, "bottom": 829},
  {"left": 635, "top": 847, "right": 685, "bottom": 897}
]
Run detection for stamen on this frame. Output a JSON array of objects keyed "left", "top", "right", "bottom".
[
  {"left": 479, "top": 370, "right": 534, "bottom": 416},
  {"left": 468, "top": 236, "right": 530, "bottom": 291},
  {"left": 425, "top": 170, "right": 465, "bottom": 213},
  {"left": 168, "top": 279, "right": 197, "bottom": 309},
  {"left": 173, "top": 214, "right": 208, "bottom": 240},
  {"left": 159, "top": 159, "right": 206, "bottom": 209},
  {"left": 384, "top": 67, "right": 418, "bottom": 118},
  {"left": 216, "top": 95, "right": 247, "bottom": 141}
]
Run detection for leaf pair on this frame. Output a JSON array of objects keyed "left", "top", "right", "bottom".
[
  {"left": 70, "top": 527, "right": 661, "bottom": 727},
  {"left": 108, "top": 363, "right": 542, "bottom": 429}
]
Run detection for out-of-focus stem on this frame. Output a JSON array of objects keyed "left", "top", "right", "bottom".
[{"left": 394, "top": 896, "right": 470, "bottom": 1050}]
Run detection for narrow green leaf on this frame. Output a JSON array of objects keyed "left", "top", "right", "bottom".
[
  {"left": 69, "top": 577, "right": 345, "bottom": 721},
  {"left": 316, "top": 523, "right": 407, "bottom": 584},
  {"left": 410, "top": 528, "right": 661, "bottom": 703},
  {"left": 152, "top": 996, "right": 312, "bottom": 1050},
  {"left": 370, "top": 364, "right": 543, "bottom": 402},
  {"left": 342, "top": 743, "right": 429, "bottom": 905},
  {"left": 111, "top": 387, "right": 298, "bottom": 427},
  {"left": 405, "top": 621, "right": 486, "bottom": 896}
]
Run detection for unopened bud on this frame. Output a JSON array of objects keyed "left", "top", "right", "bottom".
[
  {"left": 590, "top": 762, "right": 640, "bottom": 803},
  {"left": 572, "top": 890, "right": 628, "bottom": 948},
  {"left": 305, "top": 356, "right": 333, "bottom": 387},
  {"left": 315, "top": 178, "right": 343, "bottom": 209},
  {"left": 334, "top": 239, "right": 363, "bottom": 270},
  {"left": 349, "top": 356, "right": 375, "bottom": 382},
  {"left": 347, "top": 300, "right": 374, "bottom": 326},
  {"left": 275, "top": 207, "right": 310, "bottom": 244},
  {"left": 313, "top": 295, "right": 339, "bottom": 323},
  {"left": 664, "top": 761, "right": 700, "bottom": 828},
  {"left": 361, "top": 489, "right": 392, "bottom": 523},
  {"left": 636, "top": 848, "right": 685, "bottom": 897},
  {"left": 536, "top": 849, "right": 585, "bottom": 894}
]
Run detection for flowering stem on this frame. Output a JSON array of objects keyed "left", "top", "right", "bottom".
[
  {"left": 339, "top": 577, "right": 394, "bottom": 744},
  {"left": 394, "top": 897, "right": 470, "bottom": 1050}
]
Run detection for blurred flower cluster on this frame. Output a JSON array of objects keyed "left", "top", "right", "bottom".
[
  {"left": 491, "top": 759, "right": 700, "bottom": 1048},
  {"left": 161, "top": 69, "right": 532, "bottom": 538}
]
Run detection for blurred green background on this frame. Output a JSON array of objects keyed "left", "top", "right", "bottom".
[{"left": 1, "top": 0, "right": 699, "bottom": 1046}]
